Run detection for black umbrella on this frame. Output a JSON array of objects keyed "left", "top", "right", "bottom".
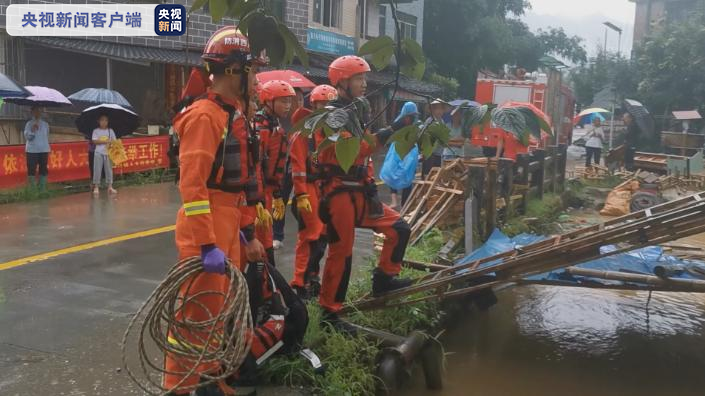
[
  {"left": 0, "top": 72, "right": 31, "bottom": 98},
  {"left": 623, "top": 99, "right": 655, "bottom": 136},
  {"left": 69, "top": 88, "right": 133, "bottom": 109},
  {"left": 75, "top": 103, "right": 140, "bottom": 138}
]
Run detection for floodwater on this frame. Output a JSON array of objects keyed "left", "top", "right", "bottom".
[{"left": 409, "top": 285, "right": 705, "bottom": 396}]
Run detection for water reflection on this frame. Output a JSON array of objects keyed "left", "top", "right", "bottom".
[{"left": 408, "top": 285, "right": 705, "bottom": 396}]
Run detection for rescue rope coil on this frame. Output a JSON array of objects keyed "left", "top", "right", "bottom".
[{"left": 121, "top": 257, "right": 252, "bottom": 395}]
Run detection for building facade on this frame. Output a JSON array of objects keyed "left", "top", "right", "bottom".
[
  {"left": 0, "top": 0, "right": 436, "bottom": 144},
  {"left": 630, "top": 0, "right": 704, "bottom": 44}
]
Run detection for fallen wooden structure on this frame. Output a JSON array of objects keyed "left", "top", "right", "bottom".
[
  {"left": 384, "top": 145, "right": 568, "bottom": 249},
  {"left": 344, "top": 191, "right": 705, "bottom": 314}
]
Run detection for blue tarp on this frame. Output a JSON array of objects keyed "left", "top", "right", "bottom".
[{"left": 455, "top": 229, "right": 705, "bottom": 285}]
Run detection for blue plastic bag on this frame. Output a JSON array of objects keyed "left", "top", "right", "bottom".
[{"left": 380, "top": 142, "right": 419, "bottom": 190}]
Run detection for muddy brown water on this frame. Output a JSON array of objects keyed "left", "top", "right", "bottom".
[{"left": 408, "top": 285, "right": 705, "bottom": 396}]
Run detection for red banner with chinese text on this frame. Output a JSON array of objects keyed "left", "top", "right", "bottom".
[{"left": 0, "top": 136, "right": 170, "bottom": 189}]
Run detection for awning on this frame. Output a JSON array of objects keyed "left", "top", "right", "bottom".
[{"left": 23, "top": 37, "right": 202, "bottom": 66}]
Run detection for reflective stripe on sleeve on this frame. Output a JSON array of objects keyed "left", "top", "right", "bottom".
[{"left": 183, "top": 200, "right": 211, "bottom": 216}]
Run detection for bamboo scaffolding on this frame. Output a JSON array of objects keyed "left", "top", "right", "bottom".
[{"left": 341, "top": 191, "right": 705, "bottom": 314}]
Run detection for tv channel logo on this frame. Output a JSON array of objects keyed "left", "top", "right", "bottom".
[{"left": 154, "top": 4, "right": 185, "bottom": 36}]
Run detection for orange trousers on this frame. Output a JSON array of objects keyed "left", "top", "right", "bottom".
[
  {"left": 291, "top": 184, "right": 326, "bottom": 288},
  {"left": 319, "top": 190, "right": 410, "bottom": 312},
  {"left": 163, "top": 193, "right": 242, "bottom": 392}
]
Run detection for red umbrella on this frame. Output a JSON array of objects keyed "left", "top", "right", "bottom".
[{"left": 256, "top": 70, "right": 315, "bottom": 89}]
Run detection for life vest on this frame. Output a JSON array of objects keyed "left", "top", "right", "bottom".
[
  {"left": 255, "top": 111, "right": 288, "bottom": 188},
  {"left": 200, "top": 94, "right": 259, "bottom": 193}
]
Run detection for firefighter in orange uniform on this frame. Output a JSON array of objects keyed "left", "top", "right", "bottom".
[
  {"left": 251, "top": 80, "right": 296, "bottom": 267},
  {"left": 315, "top": 56, "right": 412, "bottom": 329},
  {"left": 165, "top": 27, "right": 274, "bottom": 396},
  {"left": 288, "top": 84, "right": 338, "bottom": 298}
]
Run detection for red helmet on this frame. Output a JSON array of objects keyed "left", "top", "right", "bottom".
[
  {"left": 328, "top": 56, "right": 371, "bottom": 86},
  {"left": 202, "top": 27, "right": 250, "bottom": 64},
  {"left": 310, "top": 84, "right": 338, "bottom": 103},
  {"left": 258, "top": 80, "right": 296, "bottom": 104},
  {"left": 202, "top": 27, "right": 268, "bottom": 68}
]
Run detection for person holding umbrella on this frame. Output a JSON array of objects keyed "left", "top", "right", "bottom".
[
  {"left": 91, "top": 115, "right": 118, "bottom": 195},
  {"left": 7, "top": 86, "right": 73, "bottom": 191},
  {"left": 23, "top": 106, "right": 51, "bottom": 191},
  {"left": 584, "top": 117, "right": 605, "bottom": 167}
]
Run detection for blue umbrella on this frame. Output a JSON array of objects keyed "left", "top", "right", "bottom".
[
  {"left": 0, "top": 72, "right": 31, "bottom": 98},
  {"left": 68, "top": 88, "right": 132, "bottom": 109}
]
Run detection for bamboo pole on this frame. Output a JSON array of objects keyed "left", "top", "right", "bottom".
[{"left": 565, "top": 267, "right": 705, "bottom": 292}]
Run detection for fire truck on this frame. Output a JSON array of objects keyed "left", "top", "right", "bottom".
[{"left": 471, "top": 75, "right": 576, "bottom": 152}]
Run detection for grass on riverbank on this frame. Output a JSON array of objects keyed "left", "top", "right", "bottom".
[
  {"left": 0, "top": 169, "right": 174, "bottom": 205},
  {"left": 261, "top": 258, "right": 442, "bottom": 394},
  {"left": 500, "top": 193, "right": 565, "bottom": 237}
]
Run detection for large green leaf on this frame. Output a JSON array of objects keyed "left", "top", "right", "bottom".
[
  {"left": 277, "top": 23, "right": 295, "bottom": 66},
  {"left": 278, "top": 22, "right": 309, "bottom": 67},
  {"left": 361, "top": 131, "right": 376, "bottom": 148},
  {"left": 389, "top": 125, "right": 417, "bottom": 146},
  {"left": 237, "top": 9, "right": 263, "bottom": 33},
  {"left": 425, "top": 122, "right": 450, "bottom": 145},
  {"left": 209, "top": 0, "right": 228, "bottom": 22},
  {"left": 400, "top": 61, "right": 425, "bottom": 80},
  {"left": 398, "top": 40, "right": 426, "bottom": 80},
  {"left": 419, "top": 133, "right": 434, "bottom": 158},
  {"left": 537, "top": 115, "right": 553, "bottom": 136},
  {"left": 516, "top": 107, "right": 541, "bottom": 138},
  {"left": 322, "top": 125, "right": 337, "bottom": 137},
  {"left": 461, "top": 105, "right": 490, "bottom": 132},
  {"left": 402, "top": 38, "right": 425, "bottom": 64},
  {"left": 492, "top": 107, "right": 528, "bottom": 140},
  {"left": 358, "top": 36, "right": 395, "bottom": 56},
  {"left": 371, "top": 45, "right": 395, "bottom": 71},
  {"left": 190, "top": 0, "right": 209, "bottom": 13},
  {"left": 394, "top": 140, "right": 414, "bottom": 159},
  {"left": 249, "top": 14, "right": 285, "bottom": 65},
  {"left": 335, "top": 137, "right": 361, "bottom": 173},
  {"left": 229, "top": 0, "right": 259, "bottom": 19}
]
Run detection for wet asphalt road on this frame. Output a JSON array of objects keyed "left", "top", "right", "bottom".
[{"left": 0, "top": 183, "right": 375, "bottom": 395}]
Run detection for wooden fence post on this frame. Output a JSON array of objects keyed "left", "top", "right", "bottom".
[
  {"left": 498, "top": 158, "right": 514, "bottom": 220},
  {"left": 485, "top": 159, "right": 498, "bottom": 238},
  {"left": 557, "top": 144, "right": 568, "bottom": 191},
  {"left": 515, "top": 153, "right": 531, "bottom": 214},
  {"left": 468, "top": 165, "right": 485, "bottom": 243},
  {"left": 547, "top": 146, "right": 557, "bottom": 194},
  {"left": 533, "top": 149, "right": 546, "bottom": 200}
]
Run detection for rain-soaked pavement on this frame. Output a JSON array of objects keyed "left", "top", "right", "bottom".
[{"left": 0, "top": 183, "right": 373, "bottom": 395}]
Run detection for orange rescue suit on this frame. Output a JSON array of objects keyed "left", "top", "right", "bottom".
[{"left": 165, "top": 91, "right": 249, "bottom": 392}]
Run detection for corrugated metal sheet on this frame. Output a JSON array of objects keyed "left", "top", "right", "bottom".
[{"left": 23, "top": 37, "right": 202, "bottom": 66}]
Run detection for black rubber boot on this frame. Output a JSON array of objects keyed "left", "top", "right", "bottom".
[
  {"left": 320, "top": 309, "right": 358, "bottom": 335},
  {"left": 371, "top": 268, "right": 413, "bottom": 297},
  {"left": 308, "top": 276, "right": 321, "bottom": 298}
]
